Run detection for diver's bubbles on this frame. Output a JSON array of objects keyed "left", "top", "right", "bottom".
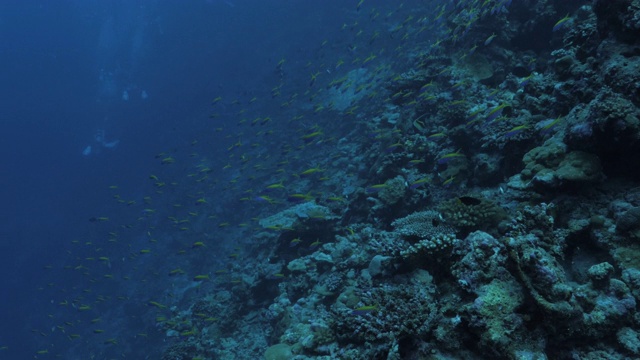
[
  {"left": 85, "top": 129, "right": 120, "bottom": 157},
  {"left": 98, "top": 69, "right": 117, "bottom": 98},
  {"left": 121, "top": 87, "right": 148, "bottom": 101},
  {"left": 103, "top": 140, "right": 120, "bottom": 149},
  {"left": 95, "top": 129, "right": 105, "bottom": 143}
]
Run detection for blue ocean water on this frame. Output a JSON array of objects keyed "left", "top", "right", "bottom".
[{"left": 0, "top": 1, "right": 362, "bottom": 357}]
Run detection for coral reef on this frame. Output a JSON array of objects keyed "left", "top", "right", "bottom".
[{"left": 147, "top": 2, "right": 640, "bottom": 358}]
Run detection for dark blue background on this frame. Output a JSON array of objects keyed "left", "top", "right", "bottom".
[{"left": 0, "top": 0, "right": 352, "bottom": 356}]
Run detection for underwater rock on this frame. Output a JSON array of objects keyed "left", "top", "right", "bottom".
[
  {"left": 520, "top": 141, "right": 604, "bottom": 190},
  {"left": 461, "top": 53, "right": 494, "bottom": 81},
  {"left": 263, "top": 343, "right": 292, "bottom": 360},
  {"left": 471, "top": 152, "right": 502, "bottom": 185},
  {"left": 616, "top": 206, "right": 640, "bottom": 233},
  {"left": 621, "top": 267, "right": 640, "bottom": 300},
  {"left": 438, "top": 196, "right": 507, "bottom": 234},
  {"left": 582, "top": 279, "right": 636, "bottom": 337},
  {"left": 259, "top": 202, "right": 337, "bottom": 229},
  {"left": 451, "top": 231, "right": 509, "bottom": 293},
  {"left": 161, "top": 343, "right": 197, "bottom": 360},
  {"left": 378, "top": 175, "right": 406, "bottom": 205},
  {"left": 587, "top": 262, "right": 615, "bottom": 288},
  {"left": 392, "top": 210, "right": 459, "bottom": 259},
  {"left": 287, "top": 258, "right": 307, "bottom": 273},
  {"left": 311, "top": 252, "right": 333, "bottom": 264},
  {"left": 565, "top": 89, "right": 640, "bottom": 178},
  {"left": 600, "top": 45, "right": 640, "bottom": 102},
  {"left": 554, "top": 55, "right": 575, "bottom": 78},
  {"left": 332, "top": 272, "right": 438, "bottom": 345},
  {"left": 521, "top": 141, "right": 567, "bottom": 178},
  {"left": 594, "top": 0, "right": 640, "bottom": 44},
  {"left": 554, "top": 151, "right": 603, "bottom": 182},
  {"left": 470, "top": 279, "right": 524, "bottom": 350},
  {"left": 392, "top": 210, "right": 451, "bottom": 240},
  {"left": 617, "top": 327, "right": 640, "bottom": 355},
  {"left": 367, "top": 255, "right": 391, "bottom": 278}
]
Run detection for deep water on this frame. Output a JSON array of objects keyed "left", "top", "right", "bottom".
[{"left": 0, "top": 1, "right": 351, "bottom": 358}]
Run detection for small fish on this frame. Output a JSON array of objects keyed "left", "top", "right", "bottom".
[
  {"left": 410, "top": 178, "right": 431, "bottom": 189},
  {"left": 553, "top": 14, "right": 571, "bottom": 32},
  {"left": 365, "top": 184, "right": 387, "bottom": 193},
  {"left": 287, "top": 193, "right": 314, "bottom": 203},
  {"left": 505, "top": 125, "right": 529, "bottom": 138},
  {"left": 299, "top": 166, "right": 323, "bottom": 176},
  {"left": 289, "top": 238, "right": 303, "bottom": 247},
  {"left": 384, "top": 142, "right": 403, "bottom": 153},
  {"left": 419, "top": 81, "right": 434, "bottom": 92},
  {"left": 267, "top": 273, "right": 286, "bottom": 280},
  {"left": 484, "top": 33, "right": 497, "bottom": 46},
  {"left": 265, "top": 182, "right": 285, "bottom": 192},
  {"left": 308, "top": 240, "right": 322, "bottom": 249},
  {"left": 413, "top": 118, "right": 427, "bottom": 132},
  {"left": 519, "top": 74, "right": 533, "bottom": 88},
  {"left": 309, "top": 71, "right": 321, "bottom": 87},
  {"left": 148, "top": 301, "right": 167, "bottom": 309},
  {"left": 160, "top": 157, "right": 175, "bottom": 165},
  {"left": 466, "top": 108, "right": 484, "bottom": 125},
  {"left": 351, "top": 305, "right": 378, "bottom": 316},
  {"left": 193, "top": 275, "right": 210, "bottom": 281},
  {"left": 540, "top": 116, "right": 562, "bottom": 134},
  {"left": 427, "top": 132, "right": 447, "bottom": 140},
  {"left": 254, "top": 195, "right": 276, "bottom": 204},
  {"left": 442, "top": 176, "right": 456, "bottom": 187},
  {"left": 486, "top": 103, "right": 509, "bottom": 122},
  {"left": 437, "top": 152, "right": 465, "bottom": 164}
]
